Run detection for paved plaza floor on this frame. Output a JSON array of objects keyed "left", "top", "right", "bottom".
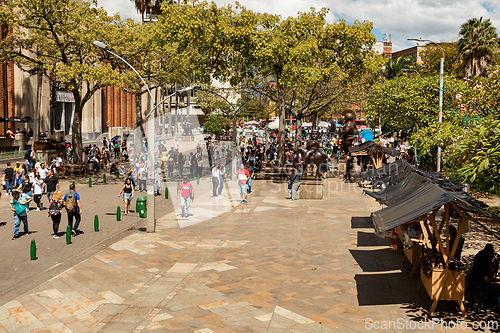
[{"left": 0, "top": 142, "right": 497, "bottom": 332}]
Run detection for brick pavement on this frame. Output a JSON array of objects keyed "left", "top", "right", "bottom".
[
  {"left": 0, "top": 138, "right": 490, "bottom": 332},
  {"left": 2, "top": 172, "right": 486, "bottom": 333}
]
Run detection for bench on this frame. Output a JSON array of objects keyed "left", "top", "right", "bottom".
[{"left": 65, "top": 163, "right": 87, "bottom": 176}]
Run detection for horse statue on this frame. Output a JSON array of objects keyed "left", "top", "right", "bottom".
[{"left": 297, "top": 129, "right": 328, "bottom": 178}]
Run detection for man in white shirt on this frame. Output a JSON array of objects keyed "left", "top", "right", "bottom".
[{"left": 38, "top": 163, "right": 48, "bottom": 182}]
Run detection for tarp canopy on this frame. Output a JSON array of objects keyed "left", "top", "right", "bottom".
[
  {"left": 365, "top": 172, "right": 432, "bottom": 206},
  {"left": 371, "top": 184, "right": 456, "bottom": 233},
  {"left": 363, "top": 160, "right": 464, "bottom": 191},
  {"left": 350, "top": 141, "right": 399, "bottom": 157}
]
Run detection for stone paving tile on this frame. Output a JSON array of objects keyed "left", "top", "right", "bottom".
[{"left": 0, "top": 176, "right": 483, "bottom": 332}]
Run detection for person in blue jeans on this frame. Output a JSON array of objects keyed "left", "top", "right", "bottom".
[
  {"left": 9, "top": 190, "right": 32, "bottom": 239},
  {"left": 63, "top": 183, "right": 82, "bottom": 236},
  {"left": 4, "top": 162, "right": 15, "bottom": 195},
  {"left": 177, "top": 176, "right": 193, "bottom": 218}
]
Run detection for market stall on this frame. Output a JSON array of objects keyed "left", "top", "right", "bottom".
[
  {"left": 350, "top": 141, "right": 398, "bottom": 169},
  {"left": 369, "top": 169, "right": 499, "bottom": 315}
]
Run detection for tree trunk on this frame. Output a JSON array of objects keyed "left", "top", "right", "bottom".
[
  {"left": 264, "top": 113, "right": 269, "bottom": 163},
  {"left": 277, "top": 85, "right": 286, "bottom": 167},
  {"left": 71, "top": 102, "right": 83, "bottom": 165},
  {"left": 312, "top": 113, "right": 318, "bottom": 128},
  {"left": 135, "top": 92, "right": 145, "bottom": 156},
  {"left": 232, "top": 114, "right": 237, "bottom": 143},
  {"left": 295, "top": 116, "right": 302, "bottom": 148}
]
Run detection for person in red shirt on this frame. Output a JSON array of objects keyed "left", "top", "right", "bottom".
[
  {"left": 177, "top": 176, "right": 194, "bottom": 218},
  {"left": 234, "top": 163, "right": 250, "bottom": 204}
]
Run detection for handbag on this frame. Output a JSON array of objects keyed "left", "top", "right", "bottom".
[{"left": 13, "top": 201, "right": 26, "bottom": 215}]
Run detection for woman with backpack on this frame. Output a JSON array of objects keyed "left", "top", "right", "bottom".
[{"left": 48, "top": 191, "right": 64, "bottom": 238}]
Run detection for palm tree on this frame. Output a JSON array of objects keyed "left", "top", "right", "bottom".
[
  {"left": 458, "top": 17, "right": 498, "bottom": 80},
  {"left": 130, "top": 0, "right": 177, "bottom": 23},
  {"left": 383, "top": 56, "right": 415, "bottom": 79}
]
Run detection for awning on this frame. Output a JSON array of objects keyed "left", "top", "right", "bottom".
[{"left": 371, "top": 184, "right": 455, "bottom": 233}]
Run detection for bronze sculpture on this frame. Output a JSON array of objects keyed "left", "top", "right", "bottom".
[
  {"left": 298, "top": 129, "right": 328, "bottom": 178},
  {"left": 341, "top": 108, "right": 356, "bottom": 154}
]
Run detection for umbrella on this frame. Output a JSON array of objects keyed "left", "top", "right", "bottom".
[
  {"left": 268, "top": 117, "right": 279, "bottom": 129},
  {"left": 318, "top": 121, "right": 331, "bottom": 128},
  {"left": 21, "top": 116, "right": 33, "bottom": 123},
  {"left": 245, "top": 120, "right": 260, "bottom": 125},
  {"left": 301, "top": 122, "right": 312, "bottom": 127},
  {"left": 111, "top": 135, "right": 121, "bottom": 141}
]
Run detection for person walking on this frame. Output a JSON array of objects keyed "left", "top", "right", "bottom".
[
  {"left": 234, "top": 163, "right": 250, "bottom": 204},
  {"left": 44, "top": 170, "right": 60, "bottom": 203},
  {"left": 4, "top": 162, "right": 14, "bottom": 196},
  {"left": 217, "top": 164, "right": 225, "bottom": 198},
  {"left": 177, "top": 176, "right": 194, "bottom": 218},
  {"left": 138, "top": 163, "right": 147, "bottom": 192},
  {"left": 118, "top": 178, "right": 134, "bottom": 215},
  {"left": 64, "top": 183, "right": 82, "bottom": 236},
  {"left": 211, "top": 163, "right": 221, "bottom": 198},
  {"left": 196, "top": 154, "right": 203, "bottom": 178},
  {"left": 15, "top": 162, "right": 25, "bottom": 187},
  {"left": 246, "top": 163, "right": 255, "bottom": 193},
  {"left": 32, "top": 174, "right": 44, "bottom": 211},
  {"left": 177, "top": 152, "right": 185, "bottom": 177},
  {"left": 9, "top": 189, "right": 32, "bottom": 239},
  {"left": 47, "top": 191, "right": 64, "bottom": 238},
  {"left": 189, "top": 152, "right": 197, "bottom": 178},
  {"left": 344, "top": 151, "right": 353, "bottom": 183},
  {"left": 290, "top": 165, "right": 301, "bottom": 200}
]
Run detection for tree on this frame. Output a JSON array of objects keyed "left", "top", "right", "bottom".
[
  {"left": 0, "top": 0, "right": 122, "bottom": 164},
  {"left": 419, "top": 42, "right": 461, "bottom": 78},
  {"left": 95, "top": 20, "right": 182, "bottom": 137},
  {"left": 251, "top": 10, "right": 378, "bottom": 166},
  {"left": 195, "top": 84, "right": 252, "bottom": 142},
  {"left": 458, "top": 17, "right": 498, "bottom": 80},
  {"left": 382, "top": 55, "right": 415, "bottom": 79},
  {"left": 203, "top": 114, "right": 225, "bottom": 135},
  {"left": 155, "top": 1, "right": 258, "bottom": 86},
  {"left": 365, "top": 76, "right": 469, "bottom": 133}
]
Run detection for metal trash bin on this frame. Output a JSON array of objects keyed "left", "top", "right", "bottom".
[{"left": 136, "top": 195, "right": 147, "bottom": 218}]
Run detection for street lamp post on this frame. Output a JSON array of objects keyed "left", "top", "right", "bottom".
[
  {"left": 93, "top": 41, "right": 193, "bottom": 232},
  {"left": 92, "top": 41, "right": 157, "bottom": 232},
  {"left": 408, "top": 38, "right": 445, "bottom": 172}
]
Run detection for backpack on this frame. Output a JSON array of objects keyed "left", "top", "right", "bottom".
[{"left": 66, "top": 193, "right": 77, "bottom": 213}]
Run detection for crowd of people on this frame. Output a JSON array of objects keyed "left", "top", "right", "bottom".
[{"left": 3, "top": 157, "right": 85, "bottom": 240}]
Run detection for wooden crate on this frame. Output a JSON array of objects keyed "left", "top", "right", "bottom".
[{"left": 420, "top": 268, "right": 465, "bottom": 301}]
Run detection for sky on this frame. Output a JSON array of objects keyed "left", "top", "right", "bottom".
[{"left": 97, "top": 0, "right": 500, "bottom": 52}]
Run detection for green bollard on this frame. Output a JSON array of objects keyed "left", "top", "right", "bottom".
[
  {"left": 94, "top": 215, "right": 99, "bottom": 232},
  {"left": 177, "top": 182, "right": 179, "bottom": 192},
  {"left": 116, "top": 171, "right": 119, "bottom": 180},
  {"left": 116, "top": 206, "right": 121, "bottom": 221},
  {"left": 66, "top": 225, "right": 71, "bottom": 244},
  {"left": 30, "top": 240, "right": 37, "bottom": 260},
  {"left": 72, "top": 181, "right": 75, "bottom": 186},
  {"left": 197, "top": 175, "right": 199, "bottom": 185},
  {"left": 89, "top": 177, "right": 92, "bottom": 187},
  {"left": 103, "top": 174, "right": 107, "bottom": 184},
  {"left": 165, "top": 187, "right": 169, "bottom": 199}
]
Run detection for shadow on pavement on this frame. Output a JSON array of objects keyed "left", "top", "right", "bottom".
[
  {"left": 357, "top": 231, "right": 390, "bottom": 247},
  {"left": 351, "top": 216, "right": 372, "bottom": 229}
]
